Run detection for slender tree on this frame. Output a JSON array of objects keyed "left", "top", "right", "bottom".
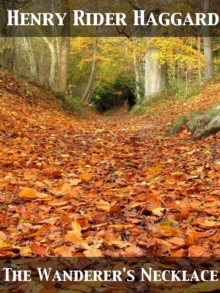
[
  {"left": 58, "top": 0, "right": 70, "bottom": 96},
  {"left": 203, "top": 0, "right": 214, "bottom": 80},
  {"left": 82, "top": 38, "right": 98, "bottom": 103},
  {"left": 132, "top": 38, "right": 141, "bottom": 101}
]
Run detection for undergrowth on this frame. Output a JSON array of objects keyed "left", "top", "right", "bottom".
[
  {"left": 131, "top": 80, "right": 204, "bottom": 114},
  {"left": 64, "top": 96, "right": 85, "bottom": 114}
]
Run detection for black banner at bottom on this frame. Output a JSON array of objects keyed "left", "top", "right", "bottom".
[{"left": 1, "top": 257, "right": 220, "bottom": 292}]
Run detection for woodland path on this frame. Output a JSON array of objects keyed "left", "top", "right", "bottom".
[{"left": 1, "top": 76, "right": 220, "bottom": 262}]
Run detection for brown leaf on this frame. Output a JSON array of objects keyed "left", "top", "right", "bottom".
[
  {"left": 188, "top": 245, "right": 207, "bottom": 257},
  {"left": 30, "top": 242, "right": 46, "bottom": 256},
  {"left": 54, "top": 245, "right": 76, "bottom": 256}
]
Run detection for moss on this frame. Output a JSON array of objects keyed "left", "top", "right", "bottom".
[
  {"left": 168, "top": 115, "right": 187, "bottom": 135},
  {"left": 168, "top": 106, "right": 220, "bottom": 140},
  {"left": 168, "top": 111, "right": 202, "bottom": 135}
]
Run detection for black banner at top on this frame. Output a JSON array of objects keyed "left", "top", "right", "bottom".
[{"left": 0, "top": 0, "right": 219, "bottom": 37}]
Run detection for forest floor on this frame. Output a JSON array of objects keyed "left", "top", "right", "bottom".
[{"left": 1, "top": 71, "right": 220, "bottom": 292}]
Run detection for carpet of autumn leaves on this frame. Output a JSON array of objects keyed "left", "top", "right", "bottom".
[{"left": 1, "top": 71, "right": 220, "bottom": 291}]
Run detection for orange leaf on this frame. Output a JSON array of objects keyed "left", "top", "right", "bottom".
[
  {"left": 95, "top": 180, "right": 103, "bottom": 187},
  {"left": 195, "top": 219, "right": 220, "bottom": 228},
  {"left": 167, "top": 237, "right": 185, "bottom": 248},
  {"left": 30, "top": 242, "right": 46, "bottom": 256},
  {"left": 147, "top": 166, "right": 162, "bottom": 176},
  {"left": 84, "top": 248, "right": 104, "bottom": 257},
  {"left": 122, "top": 246, "right": 144, "bottom": 257},
  {"left": 61, "top": 183, "right": 71, "bottom": 194},
  {"left": 54, "top": 246, "right": 75, "bottom": 256},
  {"left": 152, "top": 207, "right": 167, "bottom": 216},
  {"left": 65, "top": 233, "right": 83, "bottom": 243},
  {"left": 71, "top": 179, "right": 81, "bottom": 186},
  {"left": 80, "top": 173, "right": 93, "bottom": 182},
  {"left": 188, "top": 245, "right": 206, "bottom": 257},
  {"left": 71, "top": 221, "right": 82, "bottom": 238},
  {"left": 158, "top": 224, "right": 180, "bottom": 237},
  {"left": 19, "top": 188, "right": 37, "bottom": 198},
  {"left": 0, "top": 232, "right": 7, "bottom": 241}
]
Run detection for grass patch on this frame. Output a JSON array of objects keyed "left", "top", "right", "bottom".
[
  {"left": 130, "top": 80, "right": 204, "bottom": 115},
  {"left": 64, "top": 96, "right": 85, "bottom": 114}
]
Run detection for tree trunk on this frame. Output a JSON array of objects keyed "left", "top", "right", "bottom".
[
  {"left": 203, "top": 36, "right": 214, "bottom": 80},
  {"left": 197, "top": 36, "right": 202, "bottom": 85},
  {"left": 42, "top": 37, "right": 58, "bottom": 91},
  {"left": 19, "top": 36, "right": 38, "bottom": 78},
  {"left": 144, "top": 46, "right": 167, "bottom": 98},
  {"left": 0, "top": 1, "right": 15, "bottom": 70},
  {"left": 82, "top": 38, "right": 97, "bottom": 103},
  {"left": 0, "top": 37, "right": 15, "bottom": 71},
  {"left": 126, "top": 0, "right": 167, "bottom": 99},
  {"left": 58, "top": 0, "right": 70, "bottom": 96},
  {"left": 203, "top": 0, "right": 214, "bottom": 80},
  {"left": 132, "top": 38, "right": 141, "bottom": 101}
]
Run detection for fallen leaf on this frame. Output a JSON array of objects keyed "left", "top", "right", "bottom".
[
  {"left": 80, "top": 173, "right": 93, "bottom": 182},
  {"left": 19, "top": 188, "right": 37, "bottom": 198}
]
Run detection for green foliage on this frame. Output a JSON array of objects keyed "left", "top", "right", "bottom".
[
  {"left": 170, "top": 80, "right": 203, "bottom": 99},
  {"left": 93, "top": 85, "right": 114, "bottom": 110},
  {"left": 136, "top": 79, "right": 145, "bottom": 97},
  {"left": 130, "top": 100, "right": 150, "bottom": 114},
  {"left": 131, "top": 78, "right": 204, "bottom": 115},
  {"left": 1, "top": 203, "right": 8, "bottom": 210},
  {"left": 159, "top": 220, "right": 174, "bottom": 226},
  {"left": 65, "top": 95, "right": 84, "bottom": 114},
  {"left": 92, "top": 77, "right": 136, "bottom": 111},
  {"left": 214, "top": 60, "right": 220, "bottom": 73},
  {"left": 18, "top": 219, "right": 32, "bottom": 224},
  {"left": 68, "top": 37, "right": 136, "bottom": 103}
]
